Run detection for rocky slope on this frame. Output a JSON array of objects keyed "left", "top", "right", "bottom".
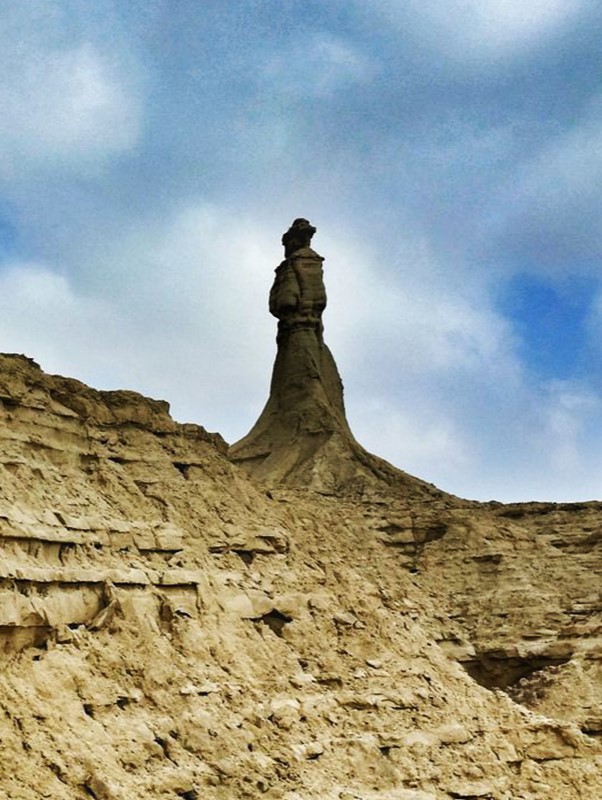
[
  {"left": 1, "top": 221, "right": 602, "bottom": 799},
  {"left": 0, "top": 353, "right": 601, "bottom": 798}
]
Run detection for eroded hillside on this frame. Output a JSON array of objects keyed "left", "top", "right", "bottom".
[
  {"left": 2, "top": 220, "right": 602, "bottom": 799},
  {"left": 0, "top": 352, "right": 601, "bottom": 800}
]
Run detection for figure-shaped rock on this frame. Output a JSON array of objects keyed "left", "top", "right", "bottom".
[
  {"left": 270, "top": 222, "right": 326, "bottom": 339},
  {"left": 229, "top": 219, "right": 440, "bottom": 498},
  {"left": 229, "top": 220, "right": 350, "bottom": 488}
]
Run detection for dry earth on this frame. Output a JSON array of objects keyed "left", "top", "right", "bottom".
[
  {"left": 0, "top": 352, "right": 601, "bottom": 799},
  {"left": 1, "top": 220, "right": 602, "bottom": 798}
]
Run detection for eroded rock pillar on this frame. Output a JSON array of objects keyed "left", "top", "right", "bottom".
[{"left": 229, "top": 219, "right": 352, "bottom": 483}]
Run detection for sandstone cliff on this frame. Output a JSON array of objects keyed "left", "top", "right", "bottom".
[{"left": 1, "top": 222, "right": 601, "bottom": 799}]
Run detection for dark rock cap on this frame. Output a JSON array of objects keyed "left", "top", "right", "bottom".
[{"left": 281, "top": 218, "right": 316, "bottom": 257}]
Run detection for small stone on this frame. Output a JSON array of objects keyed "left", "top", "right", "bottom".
[
  {"left": 269, "top": 697, "right": 300, "bottom": 730},
  {"left": 197, "top": 682, "right": 220, "bottom": 695},
  {"left": 304, "top": 741, "right": 324, "bottom": 759},
  {"left": 437, "top": 722, "right": 472, "bottom": 744},
  {"left": 54, "top": 624, "right": 74, "bottom": 644},
  {"left": 290, "top": 674, "right": 315, "bottom": 689},
  {"left": 333, "top": 611, "right": 357, "bottom": 627}
]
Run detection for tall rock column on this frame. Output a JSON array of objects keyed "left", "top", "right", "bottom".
[
  {"left": 268, "top": 218, "right": 351, "bottom": 440},
  {"left": 229, "top": 219, "right": 353, "bottom": 487},
  {"left": 229, "top": 218, "right": 440, "bottom": 498}
]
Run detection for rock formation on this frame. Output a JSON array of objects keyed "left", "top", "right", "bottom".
[
  {"left": 230, "top": 219, "right": 439, "bottom": 499},
  {"left": 229, "top": 218, "right": 349, "bottom": 484},
  {"left": 0, "top": 222, "right": 602, "bottom": 798}
]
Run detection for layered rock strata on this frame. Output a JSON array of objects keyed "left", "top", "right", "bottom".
[
  {"left": 371, "top": 498, "right": 602, "bottom": 742},
  {"left": 0, "top": 354, "right": 601, "bottom": 798},
  {"left": 1, "top": 220, "right": 602, "bottom": 798}
]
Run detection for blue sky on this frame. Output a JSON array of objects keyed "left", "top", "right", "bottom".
[{"left": 1, "top": 1, "right": 602, "bottom": 501}]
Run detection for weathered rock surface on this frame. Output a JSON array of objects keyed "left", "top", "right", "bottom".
[
  {"left": 229, "top": 220, "right": 439, "bottom": 500},
  {"left": 1, "top": 222, "right": 602, "bottom": 798},
  {"left": 0, "top": 351, "right": 600, "bottom": 798}
]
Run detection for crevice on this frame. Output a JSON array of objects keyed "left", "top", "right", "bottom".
[
  {"left": 462, "top": 653, "right": 572, "bottom": 691},
  {"left": 235, "top": 549, "right": 255, "bottom": 566},
  {"left": 414, "top": 522, "right": 448, "bottom": 543},
  {"left": 581, "top": 723, "right": 602, "bottom": 737},
  {"left": 173, "top": 461, "right": 189, "bottom": 478},
  {"left": 257, "top": 609, "right": 292, "bottom": 637},
  {"left": 47, "top": 762, "right": 69, "bottom": 784},
  {"left": 154, "top": 736, "right": 171, "bottom": 758}
]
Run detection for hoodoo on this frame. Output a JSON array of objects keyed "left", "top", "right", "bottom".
[
  {"left": 229, "top": 219, "right": 437, "bottom": 497},
  {"left": 229, "top": 218, "right": 349, "bottom": 485}
]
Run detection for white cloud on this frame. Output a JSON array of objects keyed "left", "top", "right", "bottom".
[
  {"left": 0, "top": 263, "right": 124, "bottom": 376},
  {"left": 0, "top": 17, "right": 143, "bottom": 173},
  {"left": 260, "top": 32, "right": 374, "bottom": 98},
  {"left": 320, "top": 228, "right": 519, "bottom": 380},
  {"left": 441, "top": 0, "right": 582, "bottom": 48},
  {"left": 346, "top": 395, "right": 475, "bottom": 479},
  {"left": 485, "top": 94, "right": 602, "bottom": 273},
  {"left": 366, "top": 0, "right": 590, "bottom": 64},
  {"left": 512, "top": 95, "right": 602, "bottom": 198},
  {"left": 539, "top": 381, "right": 600, "bottom": 471}
]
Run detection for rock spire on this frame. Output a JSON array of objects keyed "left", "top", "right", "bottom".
[{"left": 229, "top": 219, "right": 441, "bottom": 498}]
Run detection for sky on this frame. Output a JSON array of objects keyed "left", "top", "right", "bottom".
[{"left": 1, "top": 1, "right": 602, "bottom": 502}]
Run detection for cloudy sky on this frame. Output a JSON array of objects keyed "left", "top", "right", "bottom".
[{"left": 1, "top": 1, "right": 601, "bottom": 502}]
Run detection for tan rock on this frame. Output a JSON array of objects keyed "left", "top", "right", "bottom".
[{"left": 0, "top": 224, "right": 601, "bottom": 799}]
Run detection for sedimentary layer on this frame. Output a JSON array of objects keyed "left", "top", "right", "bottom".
[{"left": 0, "top": 353, "right": 601, "bottom": 799}]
